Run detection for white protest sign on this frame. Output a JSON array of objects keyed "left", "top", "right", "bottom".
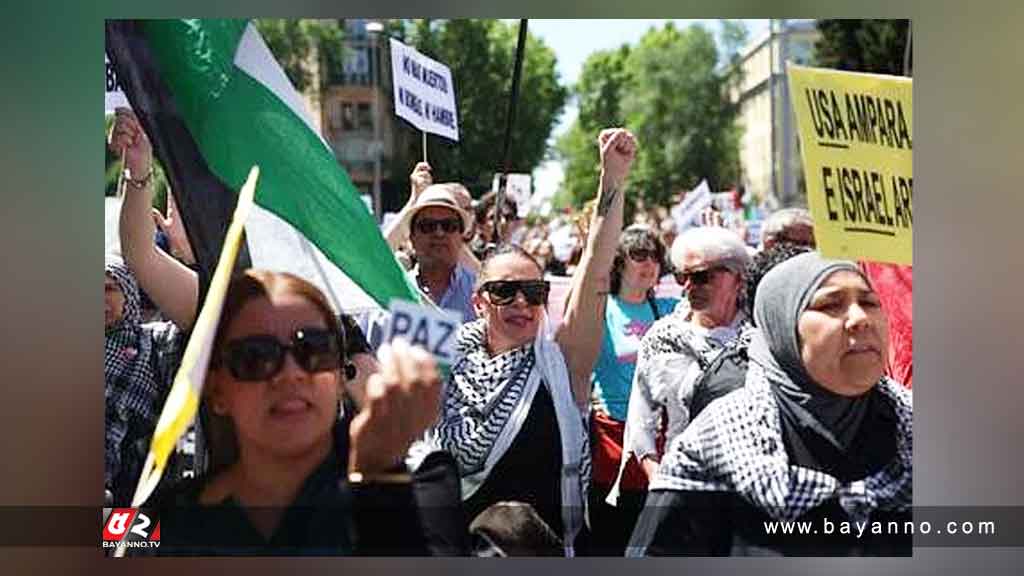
[
  {"left": 671, "top": 179, "right": 712, "bottom": 232},
  {"left": 491, "top": 173, "right": 532, "bottom": 218},
  {"left": 389, "top": 38, "right": 459, "bottom": 141},
  {"left": 386, "top": 300, "right": 461, "bottom": 367},
  {"left": 105, "top": 54, "right": 130, "bottom": 113}
]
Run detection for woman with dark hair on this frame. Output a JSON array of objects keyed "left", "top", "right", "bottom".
[
  {"left": 150, "top": 270, "right": 444, "bottom": 555},
  {"left": 628, "top": 252, "right": 912, "bottom": 556},
  {"left": 415, "top": 128, "right": 638, "bottom": 556},
  {"left": 586, "top": 224, "right": 677, "bottom": 555}
]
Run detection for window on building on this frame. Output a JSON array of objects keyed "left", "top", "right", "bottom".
[
  {"left": 341, "top": 102, "right": 355, "bottom": 131},
  {"left": 357, "top": 102, "right": 373, "bottom": 131}
]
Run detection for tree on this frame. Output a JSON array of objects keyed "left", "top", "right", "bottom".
[
  {"left": 557, "top": 23, "right": 742, "bottom": 209},
  {"left": 555, "top": 45, "right": 631, "bottom": 207},
  {"left": 386, "top": 20, "right": 568, "bottom": 201},
  {"left": 814, "top": 20, "right": 911, "bottom": 76},
  {"left": 253, "top": 19, "right": 345, "bottom": 92}
]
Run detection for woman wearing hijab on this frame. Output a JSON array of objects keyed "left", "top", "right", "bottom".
[
  {"left": 105, "top": 255, "right": 186, "bottom": 505},
  {"left": 413, "top": 128, "right": 638, "bottom": 556},
  {"left": 628, "top": 252, "right": 912, "bottom": 556}
]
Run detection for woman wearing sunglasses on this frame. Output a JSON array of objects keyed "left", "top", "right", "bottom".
[
  {"left": 417, "top": 128, "right": 637, "bottom": 556},
  {"left": 586, "top": 224, "right": 678, "bottom": 555},
  {"left": 628, "top": 253, "right": 911, "bottom": 556},
  {"left": 615, "top": 226, "right": 751, "bottom": 501},
  {"left": 151, "top": 270, "right": 443, "bottom": 555}
]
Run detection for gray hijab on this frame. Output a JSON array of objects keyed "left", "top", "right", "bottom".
[{"left": 748, "top": 251, "right": 872, "bottom": 450}]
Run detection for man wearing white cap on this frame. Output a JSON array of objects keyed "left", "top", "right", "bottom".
[{"left": 385, "top": 163, "right": 478, "bottom": 323}]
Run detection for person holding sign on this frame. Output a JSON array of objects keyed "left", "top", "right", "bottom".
[
  {"left": 420, "top": 128, "right": 637, "bottom": 556},
  {"left": 628, "top": 252, "right": 912, "bottom": 556},
  {"left": 148, "top": 270, "right": 444, "bottom": 555},
  {"left": 111, "top": 108, "right": 383, "bottom": 436},
  {"left": 384, "top": 163, "right": 478, "bottom": 323}
]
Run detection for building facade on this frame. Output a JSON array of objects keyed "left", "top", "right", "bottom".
[
  {"left": 732, "top": 19, "right": 819, "bottom": 211},
  {"left": 319, "top": 19, "right": 396, "bottom": 217}
]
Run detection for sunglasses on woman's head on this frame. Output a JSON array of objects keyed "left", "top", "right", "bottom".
[
  {"left": 218, "top": 327, "right": 341, "bottom": 382},
  {"left": 480, "top": 280, "right": 550, "bottom": 307},
  {"left": 414, "top": 217, "right": 462, "bottom": 235},
  {"left": 627, "top": 248, "right": 659, "bottom": 263},
  {"left": 675, "top": 265, "right": 730, "bottom": 286}
]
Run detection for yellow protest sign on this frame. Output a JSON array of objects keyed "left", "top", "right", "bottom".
[{"left": 787, "top": 64, "right": 912, "bottom": 265}]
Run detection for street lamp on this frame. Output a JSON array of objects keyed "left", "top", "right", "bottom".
[{"left": 366, "top": 20, "right": 384, "bottom": 222}]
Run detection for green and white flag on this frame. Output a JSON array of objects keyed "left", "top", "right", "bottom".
[{"left": 107, "top": 19, "right": 420, "bottom": 314}]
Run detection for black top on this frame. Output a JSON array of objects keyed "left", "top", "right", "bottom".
[
  {"left": 144, "top": 422, "right": 436, "bottom": 556},
  {"left": 464, "top": 382, "right": 564, "bottom": 538}
]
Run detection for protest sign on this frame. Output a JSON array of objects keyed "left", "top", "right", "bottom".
[
  {"left": 105, "top": 53, "right": 130, "bottom": 112},
  {"left": 386, "top": 300, "right": 461, "bottom": 371},
  {"left": 670, "top": 179, "right": 712, "bottom": 232},
  {"left": 492, "top": 173, "right": 532, "bottom": 218},
  {"left": 788, "top": 64, "right": 912, "bottom": 265},
  {"left": 389, "top": 38, "right": 459, "bottom": 141}
]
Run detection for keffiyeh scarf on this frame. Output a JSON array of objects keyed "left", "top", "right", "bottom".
[{"left": 652, "top": 364, "right": 912, "bottom": 523}]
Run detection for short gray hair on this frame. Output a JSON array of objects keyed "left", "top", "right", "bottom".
[
  {"left": 762, "top": 207, "right": 813, "bottom": 245},
  {"left": 670, "top": 226, "right": 750, "bottom": 274}
]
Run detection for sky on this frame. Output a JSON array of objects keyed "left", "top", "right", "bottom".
[{"left": 519, "top": 19, "right": 771, "bottom": 208}]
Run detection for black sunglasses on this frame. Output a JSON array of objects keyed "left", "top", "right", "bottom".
[
  {"left": 480, "top": 280, "right": 550, "bottom": 307},
  {"left": 627, "top": 247, "right": 660, "bottom": 263},
  {"left": 675, "top": 265, "right": 730, "bottom": 287},
  {"left": 414, "top": 217, "right": 462, "bottom": 235},
  {"left": 217, "top": 327, "right": 342, "bottom": 382}
]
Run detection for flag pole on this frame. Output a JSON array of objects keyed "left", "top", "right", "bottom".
[
  {"left": 494, "top": 19, "right": 528, "bottom": 246},
  {"left": 422, "top": 131, "right": 428, "bottom": 163}
]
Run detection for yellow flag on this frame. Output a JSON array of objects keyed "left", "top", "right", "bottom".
[
  {"left": 129, "top": 166, "right": 260, "bottom": 507},
  {"left": 787, "top": 64, "right": 912, "bottom": 265}
]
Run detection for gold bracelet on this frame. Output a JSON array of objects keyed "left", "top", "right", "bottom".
[
  {"left": 123, "top": 166, "right": 154, "bottom": 189},
  {"left": 347, "top": 471, "right": 413, "bottom": 485}
]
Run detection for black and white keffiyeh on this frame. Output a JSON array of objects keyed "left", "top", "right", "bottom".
[
  {"left": 428, "top": 318, "right": 591, "bottom": 555},
  {"left": 105, "top": 256, "right": 183, "bottom": 501},
  {"left": 437, "top": 319, "right": 536, "bottom": 475},
  {"left": 652, "top": 252, "right": 912, "bottom": 523},
  {"left": 652, "top": 363, "right": 912, "bottom": 523}
]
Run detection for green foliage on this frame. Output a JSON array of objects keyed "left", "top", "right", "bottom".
[
  {"left": 389, "top": 20, "right": 568, "bottom": 197},
  {"left": 557, "top": 23, "right": 742, "bottom": 209},
  {"left": 814, "top": 20, "right": 911, "bottom": 76},
  {"left": 254, "top": 19, "right": 344, "bottom": 92}
]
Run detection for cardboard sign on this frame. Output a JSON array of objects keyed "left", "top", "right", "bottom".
[
  {"left": 105, "top": 53, "right": 130, "bottom": 113},
  {"left": 389, "top": 38, "right": 459, "bottom": 142},
  {"left": 491, "top": 173, "right": 532, "bottom": 218},
  {"left": 788, "top": 64, "right": 912, "bottom": 265},
  {"left": 671, "top": 179, "right": 712, "bottom": 232},
  {"left": 386, "top": 299, "right": 461, "bottom": 367}
]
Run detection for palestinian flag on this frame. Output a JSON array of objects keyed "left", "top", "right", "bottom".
[{"left": 105, "top": 19, "right": 419, "bottom": 314}]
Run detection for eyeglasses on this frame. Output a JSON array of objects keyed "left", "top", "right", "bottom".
[
  {"left": 480, "top": 280, "right": 550, "bottom": 307},
  {"left": 414, "top": 217, "right": 462, "bottom": 235},
  {"left": 675, "top": 265, "right": 730, "bottom": 287},
  {"left": 217, "top": 327, "right": 342, "bottom": 382},
  {"left": 627, "top": 248, "right": 659, "bottom": 263}
]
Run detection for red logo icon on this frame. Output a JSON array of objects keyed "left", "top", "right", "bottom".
[{"left": 102, "top": 508, "right": 161, "bottom": 548}]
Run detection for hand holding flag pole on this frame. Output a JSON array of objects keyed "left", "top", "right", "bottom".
[{"left": 127, "top": 165, "right": 261, "bottom": 509}]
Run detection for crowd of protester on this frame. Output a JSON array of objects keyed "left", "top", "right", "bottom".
[{"left": 105, "top": 108, "right": 911, "bottom": 556}]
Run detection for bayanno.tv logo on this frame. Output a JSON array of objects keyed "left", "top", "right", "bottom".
[{"left": 102, "top": 508, "right": 161, "bottom": 551}]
